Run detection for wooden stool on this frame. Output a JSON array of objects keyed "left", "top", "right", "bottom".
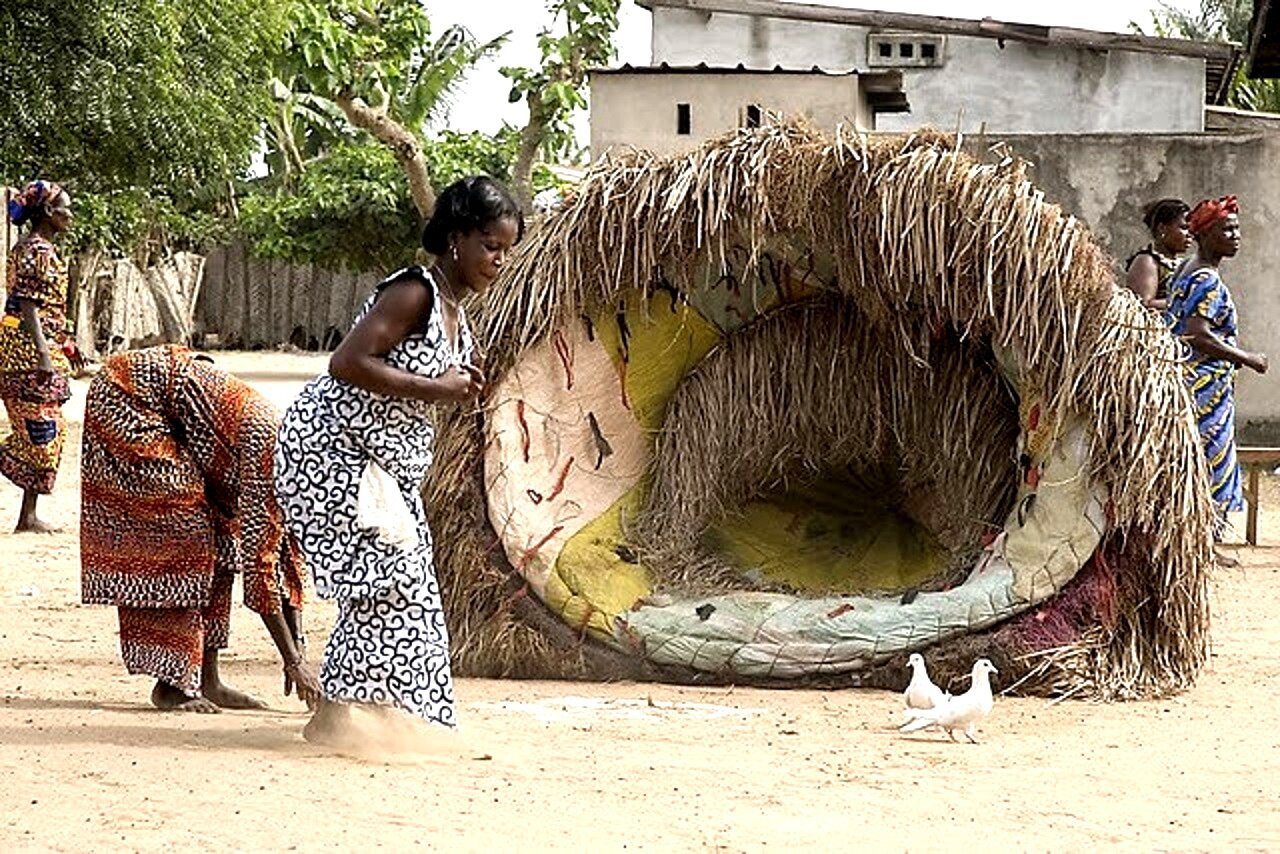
[{"left": 1236, "top": 447, "right": 1280, "bottom": 546}]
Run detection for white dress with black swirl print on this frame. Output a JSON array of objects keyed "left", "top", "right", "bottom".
[{"left": 274, "top": 266, "right": 472, "bottom": 726}]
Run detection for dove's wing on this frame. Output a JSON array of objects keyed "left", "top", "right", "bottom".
[
  {"left": 904, "top": 669, "right": 947, "bottom": 710},
  {"left": 899, "top": 694, "right": 953, "bottom": 732},
  {"left": 904, "top": 681, "right": 936, "bottom": 710}
]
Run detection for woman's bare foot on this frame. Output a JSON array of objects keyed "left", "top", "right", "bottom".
[
  {"left": 303, "top": 699, "right": 358, "bottom": 748},
  {"left": 14, "top": 516, "right": 60, "bottom": 534},
  {"left": 202, "top": 682, "right": 269, "bottom": 710},
  {"left": 15, "top": 491, "right": 59, "bottom": 533},
  {"left": 197, "top": 649, "right": 267, "bottom": 709},
  {"left": 151, "top": 681, "right": 220, "bottom": 714}
]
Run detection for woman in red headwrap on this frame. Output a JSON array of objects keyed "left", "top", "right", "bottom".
[
  {"left": 1, "top": 180, "right": 78, "bottom": 532},
  {"left": 1166, "top": 195, "right": 1267, "bottom": 541}
]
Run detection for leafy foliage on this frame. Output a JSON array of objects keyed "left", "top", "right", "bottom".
[
  {"left": 1136, "top": 0, "right": 1280, "bottom": 112},
  {"left": 272, "top": 1, "right": 508, "bottom": 217},
  {"left": 239, "top": 130, "right": 545, "bottom": 271},
  {"left": 240, "top": 143, "right": 418, "bottom": 272},
  {"left": 504, "top": 0, "right": 620, "bottom": 206},
  {"left": 0, "top": 0, "right": 288, "bottom": 255},
  {"left": 281, "top": 0, "right": 434, "bottom": 107}
]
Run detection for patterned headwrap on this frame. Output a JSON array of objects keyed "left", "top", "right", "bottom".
[
  {"left": 1187, "top": 195, "right": 1239, "bottom": 236},
  {"left": 6, "top": 180, "right": 64, "bottom": 226}
]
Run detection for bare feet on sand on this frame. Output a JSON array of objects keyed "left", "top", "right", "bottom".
[
  {"left": 150, "top": 679, "right": 265, "bottom": 712},
  {"left": 303, "top": 699, "right": 358, "bottom": 750},
  {"left": 202, "top": 681, "right": 269, "bottom": 710},
  {"left": 150, "top": 682, "right": 221, "bottom": 714},
  {"left": 303, "top": 700, "right": 489, "bottom": 760},
  {"left": 14, "top": 516, "right": 61, "bottom": 534}
]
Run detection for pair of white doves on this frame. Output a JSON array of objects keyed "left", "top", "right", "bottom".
[{"left": 898, "top": 653, "right": 998, "bottom": 744}]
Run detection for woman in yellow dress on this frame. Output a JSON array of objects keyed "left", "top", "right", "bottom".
[{"left": 1, "top": 180, "right": 77, "bottom": 532}]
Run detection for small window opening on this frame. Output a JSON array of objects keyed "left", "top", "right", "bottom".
[
  {"left": 676, "top": 103, "right": 691, "bottom": 135},
  {"left": 745, "top": 104, "right": 762, "bottom": 128},
  {"left": 921, "top": 42, "right": 936, "bottom": 60},
  {"left": 899, "top": 42, "right": 914, "bottom": 58},
  {"left": 877, "top": 41, "right": 892, "bottom": 58}
]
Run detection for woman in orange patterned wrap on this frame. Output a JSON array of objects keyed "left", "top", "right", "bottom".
[{"left": 80, "top": 346, "right": 321, "bottom": 713}]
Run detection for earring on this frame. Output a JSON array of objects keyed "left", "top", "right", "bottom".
[{"left": 450, "top": 245, "right": 459, "bottom": 262}]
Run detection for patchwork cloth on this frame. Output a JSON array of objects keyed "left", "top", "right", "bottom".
[{"left": 0, "top": 381, "right": 68, "bottom": 493}]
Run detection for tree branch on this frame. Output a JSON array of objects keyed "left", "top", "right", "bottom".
[
  {"left": 335, "top": 92, "right": 435, "bottom": 218},
  {"left": 512, "top": 95, "right": 548, "bottom": 212}
]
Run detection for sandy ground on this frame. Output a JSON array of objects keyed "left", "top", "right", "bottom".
[{"left": 1, "top": 351, "right": 1279, "bottom": 851}]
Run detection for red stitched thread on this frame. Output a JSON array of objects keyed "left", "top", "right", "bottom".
[
  {"left": 553, "top": 329, "right": 574, "bottom": 389},
  {"left": 516, "top": 399, "right": 530, "bottom": 463},
  {"left": 518, "top": 524, "right": 564, "bottom": 570},
  {"left": 546, "top": 456, "right": 574, "bottom": 502}
]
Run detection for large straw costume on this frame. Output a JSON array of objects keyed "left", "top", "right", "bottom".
[{"left": 427, "top": 124, "right": 1214, "bottom": 699}]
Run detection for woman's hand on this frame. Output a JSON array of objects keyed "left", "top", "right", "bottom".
[
  {"left": 284, "top": 658, "right": 323, "bottom": 709},
  {"left": 1245, "top": 352, "right": 1269, "bottom": 374},
  {"left": 435, "top": 365, "right": 485, "bottom": 404}
]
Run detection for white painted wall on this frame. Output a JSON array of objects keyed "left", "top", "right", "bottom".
[
  {"left": 650, "top": 8, "right": 1206, "bottom": 134},
  {"left": 590, "top": 72, "right": 871, "bottom": 157}
]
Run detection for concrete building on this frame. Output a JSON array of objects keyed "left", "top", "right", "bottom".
[
  {"left": 585, "top": 2, "right": 1280, "bottom": 433},
  {"left": 632, "top": 0, "right": 1240, "bottom": 134},
  {"left": 589, "top": 64, "right": 906, "bottom": 156}
]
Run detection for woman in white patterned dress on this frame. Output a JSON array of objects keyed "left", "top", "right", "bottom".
[{"left": 275, "top": 177, "right": 521, "bottom": 745}]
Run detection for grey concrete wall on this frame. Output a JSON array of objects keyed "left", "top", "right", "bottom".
[
  {"left": 590, "top": 71, "right": 871, "bottom": 156},
  {"left": 651, "top": 8, "right": 1206, "bottom": 134},
  {"left": 986, "top": 132, "right": 1280, "bottom": 440}
]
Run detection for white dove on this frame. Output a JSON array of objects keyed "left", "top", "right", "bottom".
[
  {"left": 903, "top": 653, "right": 948, "bottom": 711},
  {"left": 899, "top": 658, "right": 998, "bottom": 744}
]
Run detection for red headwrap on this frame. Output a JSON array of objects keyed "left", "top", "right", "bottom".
[
  {"left": 1187, "top": 195, "right": 1238, "bottom": 236},
  {"left": 6, "top": 180, "right": 64, "bottom": 227}
]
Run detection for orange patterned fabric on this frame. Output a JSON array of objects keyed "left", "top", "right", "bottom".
[
  {"left": 81, "top": 346, "right": 304, "bottom": 616},
  {"left": 118, "top": 572, "right": 234, "bottom": 696},
  {"left": 0, "top": 392, "right": 66, "bottom": 493}
]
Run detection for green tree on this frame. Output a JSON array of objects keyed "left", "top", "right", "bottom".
[
  {"left": 503, "top": 0, "right": 620, "bottom": 210},
  {"left": 0, "top": 0, "right": 288, "bottom": 255},
  {"left": 240, "top": 128, "right": 536, "bottom": 271},
  {"left": 277, "top": 1, "right": 505, "bottom": 217},
  {"left": 1136, "top": 0, "right": 1280, "bottom": 112}
]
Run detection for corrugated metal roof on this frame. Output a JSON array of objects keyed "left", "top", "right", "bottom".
[
  {"left": 638, "top": 0, "right": 1241, "bottom": 104},
  {"left": 591, "top": 61, "right": 855, "bottom": 76}
]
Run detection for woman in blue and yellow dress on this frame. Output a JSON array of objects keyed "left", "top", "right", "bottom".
[
  {"left": 1166, "top": 195, "right": 1267, "bottom": 538},
  {"left": 1, "top": 180, "right": 77, "bottom": 532}
]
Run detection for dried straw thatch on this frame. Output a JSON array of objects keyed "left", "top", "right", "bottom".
[{"left": 426, "top": 121, "right": 1214, "bottom": 699}]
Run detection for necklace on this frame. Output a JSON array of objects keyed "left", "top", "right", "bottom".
[
  {"left": 430, "top": 264, "right": 461, "bottom": 308},
  {"left": 430, "top": 263, "right": 463, "bottom": 354}
]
